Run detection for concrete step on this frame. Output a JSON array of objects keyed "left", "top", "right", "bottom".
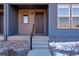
[
  {"left": 32, "top": 36, "right": 49, "bottom": 49},
  {"left": 32, "top": 36, "right": 49, "bottom": 40},
  {"left": 33, "top": 36, "right": 49, "bottom": 38},
  {"left": 32, "top": 36, "right": 49, "bottom": 43},
  {"left": 32, "top": 47, "right": 48, "bottom": 49},
  {"left": 32, "top": 41, "right": 48, "bottom": 45},
  {"left": 32, "top": 39, "right": 48, "bottom": 42},
  {"left": 32, "top": 44, "right": 48, "bottom": 49},
  {"left": 32, "top": 39, "right": 49, "bottom": 41},
  {"left": 28, "top": 49, "right": 51, "bottom": 56},
  {"left": 32, "top": 38, "right": 49, "bottom": 41},
  {"left": 32, "top": 41, "right": 48, "bottom": 44}
]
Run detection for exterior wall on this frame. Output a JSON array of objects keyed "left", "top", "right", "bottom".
[
  {"left": 48, "top": 3, "right": 79, "bottom": 37},
  {"left": 18, "top": 10, "right": 47, "bottom": 35},
  {"left": 0, "top": 14, "right": 3, "bottom": 34},
  {"left": 3, "top": 4, "right": 48, "bottom": 36},
  {"left": 8, "top": 5, "right": 18, "bottom": 35},
  {"left": 0, "top": 5, "right": 3, "bottom": 34},
  {"left": 18, "top": 10, "right": 35, "bottom": 35},
  {"left": 3, "top": 3, "right": 79, "bottom": 38}
]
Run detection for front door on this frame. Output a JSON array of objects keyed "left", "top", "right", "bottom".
[{"left": 35, "top": 12, "right": 44, "bottom": 35}]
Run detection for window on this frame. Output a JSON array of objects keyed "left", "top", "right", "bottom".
[
  {"left": 58, "top": 4, "right": 70, "bottom": 16},
  {"left": 58, "top": 4, "right": 79, "bottom": 29},
  {"left": 58, "top": 17, "right": 70, "bottom": 28},
  {"left": 71, "top": 4, "right": 79, "bottom": 29},
  {"left": 72, "top": 17, "right": 79, "bottom": 28},
  {"left": 58, "top": 4, "right": 70, "bottom": 28},
  {"left": 23, "top": 15, "right": 29, "bottom": 24},
  {"left": 72, "top": 4, "right": 79, "bottom": 16},
  {"left": 58, "top": 8, "right": 69, "bottom": 16}
]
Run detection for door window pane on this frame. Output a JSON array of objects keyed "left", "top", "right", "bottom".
[
  {"left": 59, "top": 17, "right": 69, "bottom": 28},
  {"left": 23, "top": 16, "right": 29, "bottom": 23}
]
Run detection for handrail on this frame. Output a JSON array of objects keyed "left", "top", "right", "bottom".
[{"left": 30, "top": 24, "right": 35, "bottom": 50}]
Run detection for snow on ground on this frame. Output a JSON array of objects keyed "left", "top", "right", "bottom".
[
  {"left": 54, "top": 52, "right": 67, "bottom": 56},
  {"left": 49, "top": 42, "right": 79, "bottom": 56}
]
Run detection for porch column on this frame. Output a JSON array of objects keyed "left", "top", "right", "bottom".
[
  {"left": 48, "top": 4, "right": 57, "bottom": 37},
  {"left": 3, "top": 3, "right": 9, "bottom": 41}
]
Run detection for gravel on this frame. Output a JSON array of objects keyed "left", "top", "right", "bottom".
[{"left": 0, "top": 39, "right": 30, "bottom": 56}]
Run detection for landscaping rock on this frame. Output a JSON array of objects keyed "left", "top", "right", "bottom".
[{"left": 0, "top": 39, "right": 30, "bottom": 56}]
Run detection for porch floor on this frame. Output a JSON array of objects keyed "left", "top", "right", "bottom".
[{"left": 0, "top": 35, "right": 30, "bottom": 41}]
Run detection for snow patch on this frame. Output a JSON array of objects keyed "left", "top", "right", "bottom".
[
  {"left": 54, "top": 52, "right": 67, "bottom": 56},
  {"left": 49, "top": 41, "right": 79, "bottom": 56},
  {"left": 49, "top": 42, "right": 79, "bottom": 50}
]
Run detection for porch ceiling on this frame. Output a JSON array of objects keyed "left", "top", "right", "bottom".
[
  {"left": 0, "top": 4, "right": 3, "bottom": 9},
  {"left": 10, "top": 4, "right": 48, "bottom": 9}
]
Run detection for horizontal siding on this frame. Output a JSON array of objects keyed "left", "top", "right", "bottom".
[
  {"left": 48, "top": 3, "right": 79, "bottom": 37},
  {"left": 8, "top": 5, "right": 18, "bottom": 35}
]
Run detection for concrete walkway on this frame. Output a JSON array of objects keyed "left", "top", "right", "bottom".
[
  {"left": 28, "top": 49, "right": 51, "bottom": 56},
  {"left": 28, "top": 36, "right": 51, "bottom": 56}
]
